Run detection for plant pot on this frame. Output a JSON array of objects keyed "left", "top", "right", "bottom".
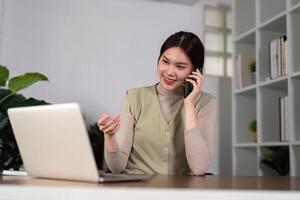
[{"left": 251, "top": 131, "right": 257, "bottom": 142}]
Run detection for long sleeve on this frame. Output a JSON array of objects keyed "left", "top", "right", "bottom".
[
  {"left": 104, "top": 96, "right": 134, "bottom": 173},
  {"left": 105, "top": 84, "right": 217, "bottom": 175},
  {"left": 184, "top": 97, "right": 217, "bottom": 175}
]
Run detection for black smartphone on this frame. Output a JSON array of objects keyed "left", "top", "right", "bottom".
[
  {"left": 183, "top": 81, "right": 193, "bottom": 98},
  {"left": 182, "top": 68, "right": 203, "bottom": 98}
]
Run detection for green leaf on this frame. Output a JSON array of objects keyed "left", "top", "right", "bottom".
[
  {"left": 0, "top": 89, "right": 49, "bottom": 116},
  {"left": 8, "top": 72, "right": 49, "bottom": 93},
  {"left": 0, "top": 65, "right": 9, "bottom": 87}
]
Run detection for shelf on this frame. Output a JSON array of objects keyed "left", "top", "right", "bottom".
[
  {"left": 291, "top": 77, "right": 300, "bottom": 141},
  {"left": 235, "top": 147, "right": 258, "bottom": 176},
  {"left": 258, "top": 0, "right": 287, "bottom": 25},
  {"left": 258, "top": 79, "right": 288, "bottom": 143},
  {"left": 289, "top": 0, "right": 300, "bottom": 9},
  {"left": 259, "top": 146, "right": 290, "bottom": 176},
  {"left": 234, "top": 84, "right": 256, "bottom": 95},
  {"left": 234, "top": 28, "right": 256, "bottom": 43},
  {"left": 235, "top": 143, "right": 257, "bottom": 147},
  {"left": 291, "top": 146, "right": 300, "bottom": 176},
  {"left": 259, "top": 12, "right": 287, "bottom": 32},
  {"left": 259, "top": 76, "right": 288, "bottom": 90},
  {"left": 234, "top": 31, "right": 256, "bottom": 91},
  {"left": 259, "top": 142, "right": 290, "bottom": 147},
  {"left": 289, "top": 9, "right": 300, "bottom": 73},
  {"left": 257, "top": 17, "right": 287, "bottom": 82},
  {"left": 234, "top": 36, "right": 255, "bottom": 56},
  {"left": 234, "top": 0, "right": 255, "bottom": 37},
  {"left": 290, "top": 3, "right": 300, "bottom": 13},
  {"left": 291, "top": 142, "right": 300, "bottom": 145},
  {"left": 234, "top": 90, "right": 256, "bottom": 144},
  {"left": 291, "top": 71, "right": 300, "bottom": 79},
  {"left": 234, "top": 26, "right": 256, "bottom": 92},
  {"left": 233, "top": 0, "right": 298, "bottom": 177}
]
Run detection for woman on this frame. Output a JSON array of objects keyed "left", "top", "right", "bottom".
[{"left": 98, "top": 31, "right": 216, "bottom": 175}]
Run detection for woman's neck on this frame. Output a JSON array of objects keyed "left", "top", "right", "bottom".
[{"left": 156, "top": 82, "right": 183, "bottom": 97}]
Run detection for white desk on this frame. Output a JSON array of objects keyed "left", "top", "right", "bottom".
[{"left": 1, "top": 175, "right": 300, "bottom": 200}]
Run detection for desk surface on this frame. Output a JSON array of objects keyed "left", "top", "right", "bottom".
[
  {"left": 1, "top": 175, "right": 300, "bottom": 200},
  {"left": 1, "top": 174, "right": 300, "bottom": 190}
]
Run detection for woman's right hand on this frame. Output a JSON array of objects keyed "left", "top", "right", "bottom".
[{"left": 98, "top": 113, "right": 120, "bottom": 136}]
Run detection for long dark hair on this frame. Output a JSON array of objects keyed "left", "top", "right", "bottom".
[{"left": 158, "top": 31, "right": 205, "bottom": 72}]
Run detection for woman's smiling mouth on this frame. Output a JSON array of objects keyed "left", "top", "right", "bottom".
[{"left": 163, "top": 76, "right": 176, "bottom": 85}]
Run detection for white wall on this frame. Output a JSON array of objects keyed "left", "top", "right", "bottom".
[
  {"left": 0, "top": 0, "right": 231, "bottom": 174},
  {"left": 1, "top": 0, "right": 205, "bottom": 121}
]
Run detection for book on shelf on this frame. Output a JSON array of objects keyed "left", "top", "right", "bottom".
[
  {"left": 269, "top": 35, "right": 288, "bottom": 80},
  {"left": 235, "top": 53, "right": 255, "bottom": 90},
  {"left": 279, "top": 96, "right": 289, "bottom": 142}
]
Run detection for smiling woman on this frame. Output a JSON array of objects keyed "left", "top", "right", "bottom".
[
  {"left": 158, "top": 47, "right": 192, "bottom": 90},
  {"left": 98, "top": 31, "right": 216, "bottom": 175}
]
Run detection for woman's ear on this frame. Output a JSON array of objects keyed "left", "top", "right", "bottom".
[
  {"left": 200, "top": 67, "right": 204, "bottom": 75},
  {"left": 192, "top": 66, "right": 196, "bottom": 72}
]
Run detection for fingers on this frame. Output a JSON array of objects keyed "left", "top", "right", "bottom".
[
  {"left": 102, "top": 115, "right": 120, "bottom": 131},
  {"left": 185, "top": 77, "right": 197, "bottom": 88},
  {"left": 98, "top": 113, "right": 110, "bottom": 126},
  {"left": 186, "top": 69, "right": 204, "bottom": 86},
  {"left": 185, "top": 69, "right": 204, "bottom": 98},
  {"left": 191, "top": 69, "right": 204, "bottom": 80},
  {"left": 98, "top": 114, "right": 120, "bottom": 135},
  {"left": 195, "top": 68, "right": 204, "bottom": 77},
  {"left": 106, "top": 123, "right": 120, "bottom": 135}
]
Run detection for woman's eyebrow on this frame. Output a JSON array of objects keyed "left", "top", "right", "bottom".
[
  {"left": 162, "top": 55, "right": 189, "bottom": 65},
  {"left": 162, "top": 55, "right": 169, "bottom": 60}
]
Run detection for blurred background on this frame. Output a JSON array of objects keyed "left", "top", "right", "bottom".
[{"left": 0, "top": 0, "right": 232, "bottom": 175}]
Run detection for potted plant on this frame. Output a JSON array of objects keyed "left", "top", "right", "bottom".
[
  {"left": 1, "top": 65, "right": 105, "bottom": 172},
  {"left": 0, "top": 65, "right": 49, "bottom": 172},
  {"left": 87, "top": 123, "right": 104, "bottom": 169},
  {"left": 249, "top": 60, "right": 256, "bottom": 84},
  {"left": 260, "top": 146, "right": 289, "bottom": 176},
  {"left": 248, "top": 119, "right": 257, "bottom": 142}
]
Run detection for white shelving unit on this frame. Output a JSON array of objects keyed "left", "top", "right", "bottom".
[{"left": 232, "top": 0, "right": 300, "bottom": 176}]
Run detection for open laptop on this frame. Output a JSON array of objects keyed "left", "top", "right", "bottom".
[{"left": 7, "top": 103, "right": 149, "bottom": 183}]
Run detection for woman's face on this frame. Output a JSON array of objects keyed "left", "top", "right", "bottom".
[{"left": 158, "top": 47, "right": 193, "bottom": 91}]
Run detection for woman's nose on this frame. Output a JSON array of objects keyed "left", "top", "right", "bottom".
[{"left": 166, "top": 65, "right": 175, "bottom": 75}]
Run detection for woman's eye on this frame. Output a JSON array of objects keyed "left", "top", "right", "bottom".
[
  {"left": 162, "top": 60, "right": 169, "bottom": 64},
  {"left": 176, "top": 65, "right": 184, "bottom": 70}
]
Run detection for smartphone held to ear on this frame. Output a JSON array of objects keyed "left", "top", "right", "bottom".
[
  {"left": 182, "top": 68, "right": 203, "bottom": 98},
  {"left": 183, "top": 82, "right": 193, "bottom": 98}
]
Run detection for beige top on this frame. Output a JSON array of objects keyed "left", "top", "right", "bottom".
[{"left": 104, "top": 83, "right": 216, "bottom": 175}]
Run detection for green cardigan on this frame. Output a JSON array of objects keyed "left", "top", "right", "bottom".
[{"left": 124, "top": 84, "right": 214, "bottom": 174}]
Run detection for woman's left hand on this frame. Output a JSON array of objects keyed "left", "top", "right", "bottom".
[{"left": 184, "top": 68, "right": 204, "bottom": 105}]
